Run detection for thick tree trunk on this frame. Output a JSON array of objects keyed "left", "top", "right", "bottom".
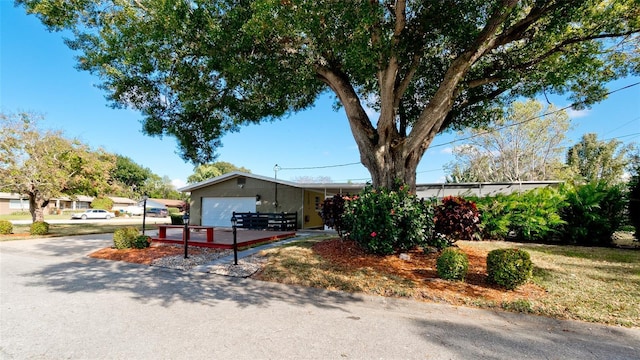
[
  {"left": 360, "top": 144, "right": 421, "bottom": 192},
  {"left": 28, "top": 191, "right": 47, "bottom": 223}
]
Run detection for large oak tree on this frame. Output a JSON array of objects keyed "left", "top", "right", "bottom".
[
  {"left": 0, "top": 113, "right": 115, "bottom": 222},
  {"left": 19, "top": 0, "right": 640, "bottom": 189}
]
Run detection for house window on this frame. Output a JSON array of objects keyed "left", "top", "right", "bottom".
[
  {"left": 315, "top": 196, "right": 321, "bottom": 211},
  {"left": 9, "top": 199, "right": 28, "bottom": 210}
]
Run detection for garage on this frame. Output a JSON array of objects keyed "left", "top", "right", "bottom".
[{"left": 201, "top": 197, "right": 256, "bottom": 227}]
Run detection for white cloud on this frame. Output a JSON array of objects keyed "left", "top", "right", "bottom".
[
  {"left": 566, "top": 108, "right": 591, "bottom": 119},
  {"left": 440, "top": 147, "right": 453, "bottom": 154}
]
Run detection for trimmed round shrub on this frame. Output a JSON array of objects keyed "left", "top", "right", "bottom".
[
  {"left": 486, "top": 248, "right": 533, "bottom": 290},
  {"left": 436, "top": 248, "right": 469, "bottom": 281},
  {"left": 30, "top": 221, "right": 50, "bottom": 235},
  {"left": 0, "top": 220, "right": 13, "bottom": 235},
  {"left": 131, "top": 235, "right": 151, "bottom": 249},
  {"left": 113, "top": 227, "right": 140, "bottom": 249},
  {"left": 170, "top": 214, "right": 184, "bottom": 225}
]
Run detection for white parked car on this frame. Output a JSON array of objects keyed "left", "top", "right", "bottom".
[{"left": 71, "top": 209, "right": 115, "bottom": 220}]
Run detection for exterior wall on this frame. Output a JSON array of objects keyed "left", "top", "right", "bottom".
[
  {"left": 0, "top": 195, "right": 29, "bottom": 215},
  {"left": 416, "top": 181, "right": 563, "bottom": 199},
  {"left": 189, "top": 176, "right": 304, "bottom": 228},
  {"left": 0, "top": 199, "right": 12, "bottom": 215}
]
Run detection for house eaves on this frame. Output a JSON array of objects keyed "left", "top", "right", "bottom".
[
  {"left": 178, "top": 171, "right": 303, "bottom": 192},
  {"left": 178, "top": 171, "right": 368, "bottom": 193}
]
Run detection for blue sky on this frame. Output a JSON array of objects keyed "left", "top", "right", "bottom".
[{"left": 2, "top": 3, "right": 639, "bottom": 189}]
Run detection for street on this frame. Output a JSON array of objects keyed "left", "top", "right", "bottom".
[{"left": 1, "top": 235, "right": 638, "bottom": 359}]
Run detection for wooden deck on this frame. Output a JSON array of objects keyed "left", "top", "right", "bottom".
[{"left": 151, "top": 226, "right": 296, "bottom": 249}]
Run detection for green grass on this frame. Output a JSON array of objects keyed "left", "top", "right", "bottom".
[
  {"left": 257, "top": 238, "right": 640, "bottom": 327},
  {"left": 0, "top": 223, "right": 160, "bottom": 241}
]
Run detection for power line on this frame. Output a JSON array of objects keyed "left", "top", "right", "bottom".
[
  {"left": 429, "top": 81, "right": 640, "bottom": 149},
  {"left": 277, "top": 82, "right": 639, "bottom": 172},
  {"left": 279, "top": 162, "right": 362, "bottom": 171}
]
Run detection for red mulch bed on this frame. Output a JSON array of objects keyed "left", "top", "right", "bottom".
[
  {"left": 88, "top": 238, "right": 545, "bottom": 305},
  {"left": 89, "top": 245, "right": 209, "bottom": 265},
  {"left": 311, "top": 239, "right": 546, "bottom": 304}
]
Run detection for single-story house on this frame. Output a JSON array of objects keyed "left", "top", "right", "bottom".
[
  {"left": 178, "top": 172, "right": 364, "bottom": 229},
  {"left": 0, "top": 192, "right": 137, "bottom": 215},
  {"left": 148, "top": 198, "right": 187, "bottom": 211},
  {"left": 179, "top": 173, "right": 564, "bottom": 230},
  {"left": 415, "top": 181, "right": 563, "bottom": 199}
]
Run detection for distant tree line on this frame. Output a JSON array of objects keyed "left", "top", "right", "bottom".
[{"left": 0, "top": 112, "right": 251, "bottom": 222}]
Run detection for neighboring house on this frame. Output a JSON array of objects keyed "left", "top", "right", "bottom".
[
  {"left": 0, "top": 193, "right": 137, "bottom": 215},
  {"left": 0, "top": 192, "right": 30, "bottom": 215},
  {"left": 148, "top": 198, "right": 186, "bottom": 211},
  {"left": 415, "top": 181, "right": 563, "bottom": 199},
  {"left": 137, "top": 199, "right": 169, "bottom": 210},
  {"left": 178, "top": 172, "right": 364, "bottom": 229},
  {"left": 179, "top": 173, "right": 564, "bottom": 230}
]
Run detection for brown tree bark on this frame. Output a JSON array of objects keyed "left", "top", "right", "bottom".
[{"left": 28, "top": 190, "right": 47, "bottom": 223}]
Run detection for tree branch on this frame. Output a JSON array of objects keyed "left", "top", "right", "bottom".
[
  {"left": 517, "top": 30, "right": 640, "bottom": 70},
  {"left": 315, "top": 66, "right": 376, "bottom": 142},
  {"left": 407, "top": 0, "right": 519, "bottom": 154}
]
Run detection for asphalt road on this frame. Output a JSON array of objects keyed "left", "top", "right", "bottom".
[{"left": 1, "top": 235, "right": 639, "bottom": 359}]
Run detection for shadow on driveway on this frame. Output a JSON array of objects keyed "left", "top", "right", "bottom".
[{"left": 25, "top": 254, "right": 362, "bottom": 311}]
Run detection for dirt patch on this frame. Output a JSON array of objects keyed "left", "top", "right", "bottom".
[
  {"left": 89, "top": 245, "right": 209, "bottom": 265},
  {"left": 311, "top": 239, "right": 546, "bottom": 305}
]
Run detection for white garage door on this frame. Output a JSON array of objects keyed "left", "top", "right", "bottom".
[{"left": 201, "top": 197, "right": 256, "bottom": 227}]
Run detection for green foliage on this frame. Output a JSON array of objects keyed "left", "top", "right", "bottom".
[
  {"left": 131, "top": 235, "right": 151, "bottom": 249},
  {"left": 113, "top": 227, "right": 140, "bottom": 249},
  {"left": 0, "top": 220, "right": 13, "bottom": 235},
  {"left": 18, "top": 0, "right": 639, "bottom": 189},
  {"left": 0, "top": 112, "right": 115, "bottom": 222},
  {"left": 472, "top": 194, "right": 512, "bottom": 240},
  {"left": 167, "top": 207, "right": 180, "bottom": 214},
  {"left": 187, "top": 162, "right": 251, "bottom": 183},
  {"left": 29, "top": 221, "right": 49, "bottom": 235},
  {"left": 142, "top": 174, "right": 182, "bottom": 200},
  {"left": 436, "top": 248, "right": 469, "bottom": 281},
  {"left": 560, "top": 182, "right": 627, "bottom": 246},
  {"left": 434, "top": 196, "right": 480, "bottom": 244},
  {"left": 473, "top": 187, "right": 566, "bottom": 242},
  {"left": 170, "top": 214, "right": 184, "bottom": 225},
  {"left": 447, "top": 100, "right": 570, "bottom": 182},
  {"left": 566, "top": 133, "right": 633, "bottom": 185},
  {"left": 111, "top": 155, "right": 153, "bottom": 198},
  {"left": 342, "top": 185, "right": 435, "bottom": 255},
  {"left": 486, "top": 248, "right": 533, "bottom": 290},
  {"left": 90, "top": 196, "right": 113, "bottom": 210}
]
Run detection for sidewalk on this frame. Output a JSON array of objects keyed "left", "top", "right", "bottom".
[{"left": 191, "top": 232, "right": 318, "bottom": 275}]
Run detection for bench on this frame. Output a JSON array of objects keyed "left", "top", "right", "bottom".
[{"left": 157, "top": 225, "right": 215, "bottom": 243}]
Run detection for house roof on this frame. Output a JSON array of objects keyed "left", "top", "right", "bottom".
[
  {"left": 149, "top": 198, "right": 186, "bottom": 207},
  {"left": 0, "top": 192, "right": 137, "bottom": 204},
  {"left": 178, "top": 171, "right": 367, "bottom": 193},
  {"left": 177, "top": 172, "right": 564, "bottom": 197}
]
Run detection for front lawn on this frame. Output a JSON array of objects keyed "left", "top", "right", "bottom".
[
  {"left": 0, "top": 223, "right": 159, "bottom": 241},
  {"left": 254, "top": 237, "right": 640, "bottom": 327}
]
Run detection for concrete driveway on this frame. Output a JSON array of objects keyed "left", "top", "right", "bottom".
[{"left": 1, "top": 235, "right": 638, "bottom": 359}]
